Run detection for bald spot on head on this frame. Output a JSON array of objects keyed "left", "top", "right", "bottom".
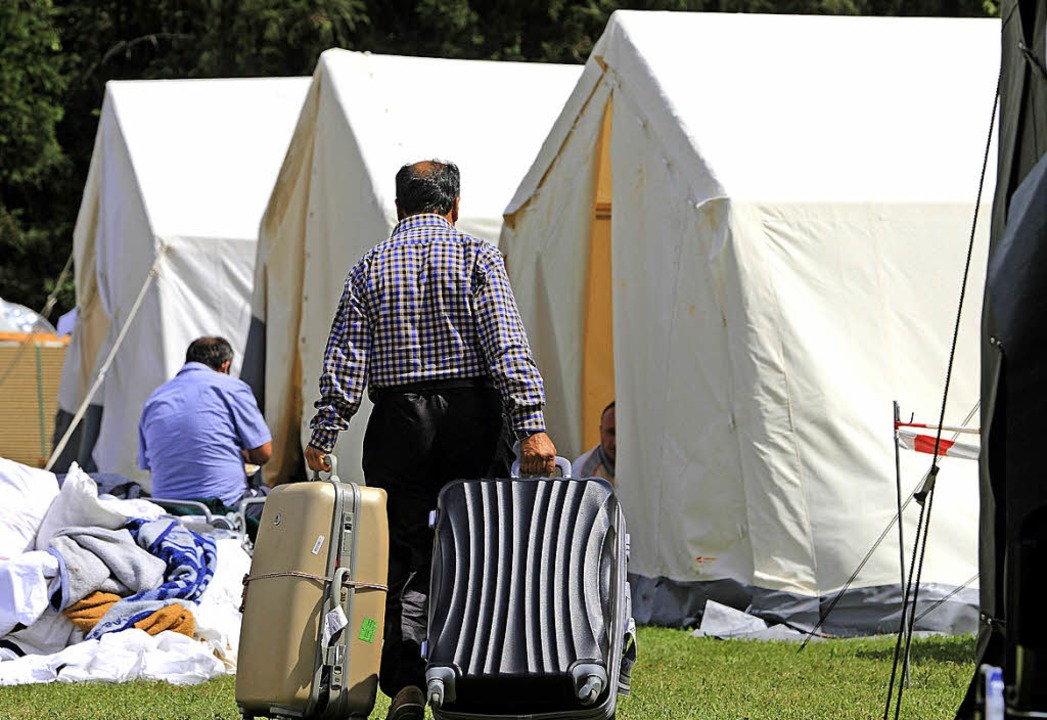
[{"left": 409, "top": 161, "right": 438, "bottom": 176}]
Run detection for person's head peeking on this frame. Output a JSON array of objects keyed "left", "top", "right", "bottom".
[
  {"left": 186, "top": 336, "right": 234, "bottom": 374},
  {"left": 395, "top": 160, "right": 460, "bottom": 223},
  {"left": 600, "top": 401, "right": 616, "bottom": 463}
]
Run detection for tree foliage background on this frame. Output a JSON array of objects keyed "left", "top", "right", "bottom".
[{"left": 0, "top": 0, "right": 998, "bottom": 320}]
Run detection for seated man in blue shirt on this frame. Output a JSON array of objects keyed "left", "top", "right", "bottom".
[{"left": 138, "top": 336, "right": 272, "bottom": 525}]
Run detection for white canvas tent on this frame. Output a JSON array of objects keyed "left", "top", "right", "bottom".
[
  {"left": 252, "top": 49, "right": 582, "bottom": 486},
  {"left": 501, "top": 11, "right": 999, "bottom": 633},
  {"left": 55, "top": 77, "right": 310, "bottom": 486}
]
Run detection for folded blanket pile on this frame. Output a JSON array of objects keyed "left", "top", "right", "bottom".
[{"left": 85, "top": 518, "right": 216, "bottom": 640}]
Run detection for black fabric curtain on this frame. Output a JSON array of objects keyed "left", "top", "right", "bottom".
[{"left": 957, "top": 1, "right": 1047, "bottom": 716}]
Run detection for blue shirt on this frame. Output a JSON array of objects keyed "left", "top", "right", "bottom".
[
  {"left": 138, "top": 362, "right": 271, "bottom": 506},
  {"left": 309, "top": 213, "right": 546, "bottom": 452}
]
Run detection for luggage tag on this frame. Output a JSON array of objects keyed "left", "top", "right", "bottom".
[{"left": 322, "top": 606, "right": 349, "bottom": 648}]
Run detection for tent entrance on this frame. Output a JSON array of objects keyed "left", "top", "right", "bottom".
[{"left": 581, "top": 101, "right": 615, "bottom": 452}]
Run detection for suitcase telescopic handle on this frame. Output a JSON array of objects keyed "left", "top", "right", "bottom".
[
  {"left": 311, "top": 454, "right": 339, "bottom": 482},
  {"left": 510, "top": 455, "right": 572, "bottom": 479}
]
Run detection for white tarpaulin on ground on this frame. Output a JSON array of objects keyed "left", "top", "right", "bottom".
[
  {"left": 252, "top": 49, "right": 581, "bottom": 485},
  {"left": 501, "top": 11, "right": 998, "bottom": 633},
  {"left": 56, "top": 77, "right": 310, "bottom": 486}
]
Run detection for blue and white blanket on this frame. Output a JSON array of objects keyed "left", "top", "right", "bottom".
[{"left": 86, "top": 518, "right": 217, "bottom": 639}]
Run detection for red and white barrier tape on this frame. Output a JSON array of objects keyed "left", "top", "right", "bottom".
[{"left": 896, "top": 428, "right": 979, "bottom": 460}]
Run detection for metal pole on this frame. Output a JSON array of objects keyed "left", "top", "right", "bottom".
[{"left": 893, "top": 401, "right": 911, "bottom": 689}]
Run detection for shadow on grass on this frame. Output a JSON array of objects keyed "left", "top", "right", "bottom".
[{"left": 853, "top": 637, "right": 977, "bottom": 664}]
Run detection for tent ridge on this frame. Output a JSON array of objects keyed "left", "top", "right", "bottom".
[
  {"left": 504, "top": 63, "right": 606, "bottom": 224},
  {"left": 594, "top": 20, "right": 728, "bottom": 206}
]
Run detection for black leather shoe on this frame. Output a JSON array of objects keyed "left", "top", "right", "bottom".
[{"left": 387, "top": 685, "right": 426, "bottom": 720}]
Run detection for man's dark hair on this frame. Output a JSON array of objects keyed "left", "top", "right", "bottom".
[
  {"left": 395, "top": 160, "right": 460, "bottom": 216},
  {"left": 186, "top": 336, "right": 234, "bottom": 370}
]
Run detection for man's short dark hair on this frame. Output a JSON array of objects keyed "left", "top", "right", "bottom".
[
  {"left": 395, "top": 160, "right": 460, "bottom": 216},
  {"left": 186, "top": 336, "right": 234, "bottom": 370}
]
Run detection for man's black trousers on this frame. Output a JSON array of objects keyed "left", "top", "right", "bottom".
[{"left": 362, "top": 382, "right": 513, "bottom": 698}]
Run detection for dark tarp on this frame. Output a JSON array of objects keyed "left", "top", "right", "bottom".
[{"left": 958, "top": 1, "right": 1047, "bottom": 716}]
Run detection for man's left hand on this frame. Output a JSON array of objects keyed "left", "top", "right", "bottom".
[
  {"left": 519, "top": 432, "right": 556, "bottom": 476},
  {"left": 305, "top": 445, "right": 331, "bottom": 473}
]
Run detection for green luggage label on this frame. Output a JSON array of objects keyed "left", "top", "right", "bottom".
[{"left": 359, "top": 617, "right": 378, "bottom": 643}]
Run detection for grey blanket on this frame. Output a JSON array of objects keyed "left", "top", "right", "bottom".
[{"left": 48, "top": 526, "right": 166, "bottom": 611}]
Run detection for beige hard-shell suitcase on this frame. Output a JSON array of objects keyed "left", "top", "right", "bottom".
[{"left": 236, "top": 457, "right": 389, "bottom": 720}]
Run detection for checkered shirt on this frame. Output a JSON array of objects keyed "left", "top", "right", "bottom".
[{"left": 308, "top": 213, "right": 546, "bottom": 452}]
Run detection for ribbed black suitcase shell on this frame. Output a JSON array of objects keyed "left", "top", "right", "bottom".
[{"left": 424, "top": 473, "right": 632, "bottom": 720}]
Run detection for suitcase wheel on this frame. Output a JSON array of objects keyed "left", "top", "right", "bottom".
[
  {"left": 426, "top": 666, "right": 457, "bottom": 708},
  {"left": 572, "top": 663, "right": 609, "bottom": 705}
]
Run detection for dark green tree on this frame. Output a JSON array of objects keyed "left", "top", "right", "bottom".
[
  {"left": 1, "top": 0, "right": 1000, "bottom": 318},
  {"left": 352, "top": 0, "right": 997, "bottom": 64},
  {"left": 15, "top": 0, "right": 370, "bottom": 318},
  {"left": 0, "top": 0, "right": 73, "bottom": 319}
]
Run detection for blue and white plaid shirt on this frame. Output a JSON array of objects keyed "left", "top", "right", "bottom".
[{"left": 309, "top": 214, "right": 547, "bottom": 452}]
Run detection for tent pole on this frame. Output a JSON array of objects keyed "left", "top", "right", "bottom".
[
  {"left": 36, "top": 341, "right": 46, "bottom": 463},
  {"left": 883, "top": 480, "right": 933, "bottom": 720},
  {"left": 893, "top": 401, "right": 911, "bottom": 688}
]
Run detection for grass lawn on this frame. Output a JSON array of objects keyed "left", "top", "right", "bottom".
[{"left": 0, "top": 627, "right": 974, "bottom": 719}]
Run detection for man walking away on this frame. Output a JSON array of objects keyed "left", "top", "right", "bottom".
[{"left": 305, "top": 160, "right": 556, "bottom": 720}]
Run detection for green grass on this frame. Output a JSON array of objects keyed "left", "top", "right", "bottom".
[{"left": 0, "top": 628, "right": 974, "bottom": 719}]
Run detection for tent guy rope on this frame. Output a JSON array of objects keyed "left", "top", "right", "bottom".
[
  {"left": 797, "top": 401, "right": 979, "bottom": 653},
  {"left": 45, "top": 246, "right": 167, "bottom": 471}
]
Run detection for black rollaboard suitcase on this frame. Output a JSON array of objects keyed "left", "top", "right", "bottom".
[{"left": 424, "top": 457, "right": 636, "bottom": 719}]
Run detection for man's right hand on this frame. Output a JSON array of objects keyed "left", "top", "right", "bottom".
[
  {"left": 519, "top": 432, "right": 557, "bottom": 476},
  {"left": 305, "top": 445, "right": 331, "bottom": 473}
]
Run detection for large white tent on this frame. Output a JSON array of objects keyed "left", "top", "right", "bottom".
[
  {"left": 55, "top": 77, "right": 310, "bottom": 486},
  {"left": 251, "top": 49, "right": 582, "bottom": 485},
  {"left": 501, "top": 11, "right": 999, "bottom": 633}
]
